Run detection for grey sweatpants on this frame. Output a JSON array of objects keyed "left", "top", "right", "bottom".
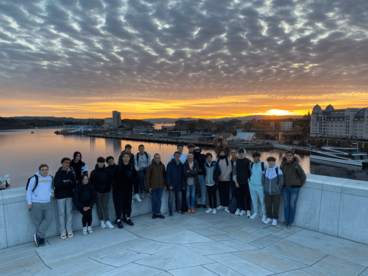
[
  {"left": 57, "top": 198, "right": 73, "bottom": 233},
  {"left": 30, "top": 202, "right": 53, "bottom": 239},
  {"left": 96, "top": 192, "right": 110, "bottom": 221}
]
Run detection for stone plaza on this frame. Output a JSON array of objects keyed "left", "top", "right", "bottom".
[{"left": 1, "top": 207, "right": 368, "bottom": 276}]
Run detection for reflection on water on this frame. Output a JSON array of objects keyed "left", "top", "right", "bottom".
[{"left": 0, "top": 129, "right": 366, "bottom": 188}]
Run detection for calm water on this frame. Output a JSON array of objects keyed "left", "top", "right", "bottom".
[{"left": 0, "top": 129, "right": 367, "bottom": 189}]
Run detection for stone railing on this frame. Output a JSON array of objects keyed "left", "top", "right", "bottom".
[{"left": 0, "top": 175, "right": 367, "bottom": 249}]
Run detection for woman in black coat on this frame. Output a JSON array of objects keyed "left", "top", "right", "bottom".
[{"left": 73, "top": 175, "right": 96, "bottom": 235}]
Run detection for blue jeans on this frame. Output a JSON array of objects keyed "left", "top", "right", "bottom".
[
  {"left": 186, "top": 185, "right": 196, "bottom": 207},
  {"left": 151, "top": 188, "right": 163, "bottom": 215},
  {"left": 137, "top": 168, "right": 147, "bottom": 193},
  {"left": 283, "top": 187, "right": 300, "bottom": 223},
  {"left": 168, "top": 190, "right": 182, "bottom": 212},
  {"left": 196, "top": 175, "right": 207, "bottom": 205}
]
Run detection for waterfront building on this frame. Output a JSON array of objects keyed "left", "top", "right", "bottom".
[
  {"left": 280, "top": 122, "right": 293, "bottom": 131},
  {"left": 103, "top": 111, "right": 121, "bottom": 129},
  {"left": 310, "top": 104, "right": 368, "bottom": 139}
]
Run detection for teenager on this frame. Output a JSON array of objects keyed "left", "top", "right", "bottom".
[
  {"left": 194, "top": 147, "right": 207, "bottom": 208},
  {"left": 262, "top": 157, "right": 284, "bottom": 226},
  {"left": 90, "top": 157, "right": 114, "bottom": 229},
  {"left": 106, "top": 156, "right": 118, "bottom": 179},
  {"left": 183, "top": 153, "right": 201, "bottom": 213},
  {"left": 134, "top": 144, "right": 151, "bottom": 197},
  {"left": 233, "top": 148, "right": 252, "bottom": 217},
  {"left": 73, "top": 175, "right": 97, "bottom": 235},
  {"left": 146, "top": 153, "right": 166, "bottom": 219},
  {"left": 120, "top": 145, "right": 141, "bottom": 202},
  {"left": 214, "top": 133, "right": 231, "bottom": 158},
  {"left": 27, "top": 164, "right": 54, "bottom": 247},
  {"left": 54, "top": 158, "right": 76, "bottom": 239},
  {"left": 169, "top": 144, "right": 187, "bottom": 164},
  {"left": 203, "top": 153, "right": 220, "bottom": 214},
  {"left": 230, "top": 148, "right": 241, "bottom": 215},
  {"left": 113, "top": 151, "right": 139, "bottom": 228},
  {"left": 70, "top": 151, "right": 88, "bottom": 182},
  {"left": 216, "top": 149, "right": 232, "bottom": 213},
  {"left": 166, "top": 151, "right": 185, "bottom": 215},
  {"left": 281, "top": 150, "right": 306, "bottom": 229},
  {"left": 187, "top": 143, "right": 195, "bottom": 154},
  {"left": 249, "top": 152, "right": 267, "bottom": 222}
]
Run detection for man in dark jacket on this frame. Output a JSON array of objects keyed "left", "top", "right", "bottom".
[
  {"left": 90, "top": 157, "right": 114, "bottom": 229},
  {"left": 113, "top": 152, "right": 139, "bottom": 228},
  {"left": 194, "top": 147, "right": 207, "bottom": 208},
  {"left": 106, "top": 156, "right": 118, "bottom": 179},
  {"left": 232, "top": 148, "right": 252, "bottom": 217},
  {"left": 54, "top": 157, "right": 76, "bottom": 240},
  {"left": 183, "top": 154, "right": 202, "bottom": 213},
  {"left": 146, "top": 153, "right": 166, "bottom": 219},
  {"left": 280, "top": 150, "right": 307, "bottom": 229},
  {"left": 120, "top": 145, "right": 141, "bottom": 202},
  {"left": 166, "top": 151, "right": 185, "bottom": 215}
]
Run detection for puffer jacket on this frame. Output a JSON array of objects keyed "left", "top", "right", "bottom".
[
  {"left": 73, "top": 182, "right": 97, "bottom": 210},
  {"left": 146, "top": 160, "right": 166, "bottom": 190},
  {"left": 262, "top": 164, "right": 284, "bottom": 195},
  {"left": 280, "top": 156, "right": 307, "bottom": 188}
]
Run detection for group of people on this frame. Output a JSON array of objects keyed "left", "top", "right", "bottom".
[{"left": 26, "top": 139, "right": 306, "bottom": 248}]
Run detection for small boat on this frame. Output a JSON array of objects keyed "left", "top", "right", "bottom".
[{"left": 310, "top": 147, "right": 368, "bottom": 167}]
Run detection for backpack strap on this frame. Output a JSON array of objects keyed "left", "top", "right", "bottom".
[
  {"left": 250, "top": 162, "right": 254, "bottom": 169},
  {"left": 136, "top": 153, "right": 139, "bottom": 163},
  {"left": 275, "top": 167, "right": 279, "bottom": 176},
  {"left": 261, "top": 162, "right": 265, "bottom": 171},
  {"left": 26, "top": 174, "right": 39, "bottom": 193}
]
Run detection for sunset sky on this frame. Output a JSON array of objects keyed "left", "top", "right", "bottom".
[{"left": 0, "top": 0, "right": 367, "bottom": 119}]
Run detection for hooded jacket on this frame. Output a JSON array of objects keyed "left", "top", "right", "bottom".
[
  {"left": 54, "top": 167, "right": 77, "bottom": 199},
  {"left": 203, "top": 161, "right": 221, "bottom": 186},
  {"left": 113, "top": 162, "right": 139, "bottom": 193},
  {"left": 73, "top": 182, "right": 97, "bottom": 210},
  {"left": 193, "top": 150, "right": 206, "bottom": 175},
  {"left": 262, "top": 164, "right": 284, "bottom": 195},
  {"left": 90, "top": 164, "right": 112, "bottom": 194},
  {"left": 146, "top": 160, "right": 166, "bottom": 190},
  {"left": 26, "top": 172, "right": 54, "bottom": 204},
  {"left": 280, "top": 156, "right": 307, "bottom": 188},
  {"left": 183, "top": 159, "right": 202, "bottom": 198},
  {"left": 166, "top": 159, "right": 185, "bottom": 192},
  {"left": 232, "top": 148, "right": 251, "bottom": 184}
]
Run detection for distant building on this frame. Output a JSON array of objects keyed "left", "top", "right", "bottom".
[
  {"left": 103, "top": 111, "right": 121, "bottom": 129},
  {"left": 175, "top": 119, "right": 216, "bottom": 132},
  {"left": 270, "top": 122, "right": 275, "bottom": 130},
  {"left": 280, "top": 122, "right": 293, "bottom": 131},
  {"left": 310, "top": 104, "right": 368, "bottom": 139}
]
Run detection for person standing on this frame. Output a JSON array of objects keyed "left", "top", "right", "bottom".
[
  {"left": 106, "top": 156, "right": 118, "bottom": 179},
  {"left": 73, "top": 175, "right": 97, "bottom": 235},
  {"left": 120, "top": 145, "right": 141, "bottom": 202},
  {"left": 166, "top": 151, "right": 186, "bottom": 215},
  {"left": 54, "top": 158, "right": 76, "bottom": 240},
  {"left": 70, "top": 151, "right": 88, "bottom": 182},
  {"left": 194, "top": 147, "right": 207, "bottom": 209},
  {"left": 146, "top": 153, "right": 166, "bottom": 219},
  {"left": 134, "top": 144, "right": 151, "bottom": 197},
  {"left": 230, "top": 148, "right": 241, "bottom": 215},
  {"left": 203, "top": 153, "right": 220, "bottom": 214},
  {"left": 216, "top": 149, "right": 232, "bottom": 213},
  {"left": 183, "top": 153, "right": 201, "bottom": 214},
  {"left": 262, "top": 157, "right": 284, "bottom": 226},
  {"left": 249, "top": 152, "right": 267, "bottom": 222},
  {"left": 232, "top": 148, "right": 252, "bottom": 217},
  {"left": 169, "top": 144, "right": 187, "bottom": 164},
  {"left": 90, "top": 157, "right": 114, "bottom": 229},
  {"left": 113, "top": 152, "right": 139, "bottom": 228},
  {"left": 280, "top": 150, "right": 306, "bottom": 229},
  {"left": 187, "top": 143, "right": 195, "bottom": 154},
  {"left": 27, "top": 164, "right": 54, "bottom": 247}
]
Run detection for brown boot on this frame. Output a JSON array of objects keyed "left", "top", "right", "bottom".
[
  {"left": 187, "top": 208, "right": 192, "bottom": 213},
  {"left": 191, "top": 207, "right": 196, "bottom": 213}
]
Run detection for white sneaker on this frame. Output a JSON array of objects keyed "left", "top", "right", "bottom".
[
  {"left": 217, "top": 205, "right": 224, "bottom": 210},
  {"left": 105, "top": 221, "right": 114, "bottom": 229},
  {"left": 262, "top": 215, "right": 267, "bottom": 222},
  {"left": 206, "top": 208, "right": 213, "bottom": 213},
  {"left": 212, "top": 209, "right": 217, "bottom": 215},
  {"left": 87, "top": 226, "right": 93, "bottom": 234},
  {"left": 82, "top": 227, "right": 88, "bottom": 236},
  {"left": 250, "top": 213, "right": 258, "bottom": 219},
  {"left": 224, "top": 207, "right": 229, "bottom": 213},
  {"left": 235, "top": 209, "right": 240, "bottom": 216},
  {"left": 264, "top": 218, "right": 272, "bottom": 224},
  {"left": 247, "top": 210, "right": 251, "bottom": 218},
  {"left": 272, "top": 219, "right": 277, "bottom": 226},
  {"left": 133, "top": 194, "right": 142, "bottom": 202},
  {"left": 239, "top": 210, "right": 246, "bottom": 216},
  {"left": 100, "top": 220, "right": 106, "bottom": 228}
]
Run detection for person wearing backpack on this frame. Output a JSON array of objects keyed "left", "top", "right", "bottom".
[
  {"left": 262, "top": 157, "right": 284, "bottom": 226},
  {"left": 280, "top": 150, "right": 307, "bottom": 229},
  {"left": 183, "top": 153, "right": 201, "bottom": 214},
  {"left": 73, "top": 175, "right": 97, "bottom": 235},
  {"left": 54, "top": 157, "right": 77, "bottom": 240},
  {"left": 232, "top": 148, "right": 252, "bottom": 217},
  {"left": 203, "top": 153, "right": 221, "bottom": 214},
  {"left": 27, "top": 164, "right": 54, "bottom": 247},
  {"left": 90, "top": 157, "right": 114, "bottom": 229},
  {"left": 249, "top": 152, "right": 267, "bottom": 222},
  {"left": 216, "top": 149, "right": 232, "bottom": 213},
  {"left": 134, "top": 144, "right": 151, "bottom": 198}
]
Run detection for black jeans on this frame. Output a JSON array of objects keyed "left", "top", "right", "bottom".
[
  {"left": 218, "top": 181, "right": 230, "bottom": 207},
  {"left": 238, "top": 183, "right": 252, "bottom": 211},
  {"left": 207, "top": 185, "right": 217, "bottom": 209},
  {"left": 113, "top": 191, "right": 132, "bottom": 220},
  {"left": 264, "top": 193, "right": 281, "bottom": 219},
  {"left": 79, "top": 209, "right": 92, "bottom": 227}
]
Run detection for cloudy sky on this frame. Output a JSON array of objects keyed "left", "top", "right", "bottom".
[{"left": 0, "top": 0, "right": 367, "bottom": 119}]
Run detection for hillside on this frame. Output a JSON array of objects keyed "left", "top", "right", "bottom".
[{"left": 0, "top": 117, "right": 83, "bottom": 130}]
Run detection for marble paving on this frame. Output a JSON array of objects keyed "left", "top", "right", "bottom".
[{"left": 1, "top": 208, "right": 368, "bottom": 276}]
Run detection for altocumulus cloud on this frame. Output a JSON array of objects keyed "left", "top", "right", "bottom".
[{"left": 0, "top": 0, "right": 368, "bottom": 117}]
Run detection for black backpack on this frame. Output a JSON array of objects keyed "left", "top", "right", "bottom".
[
  {"left": 26, "top": 175, "right": 54, "bottom": 193},
  {"left": 136, "top": 152, "right": 149, "bottom": 163},
  {"left": 229, "top": 196, "right": 238, "bottom": 214},
  {"left": 250, "top": 161, "right": 265, "bottom": 172}
]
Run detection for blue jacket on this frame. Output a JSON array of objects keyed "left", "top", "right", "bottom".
[{"left": 166, "top": 159, "right": 185, "bottom": 192}]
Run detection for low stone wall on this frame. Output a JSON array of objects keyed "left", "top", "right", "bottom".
[{"left": 0, "top": 175, "right": 367, "bottom": 249}]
